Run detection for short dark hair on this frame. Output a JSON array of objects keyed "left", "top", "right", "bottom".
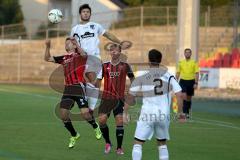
[
  {"left": 79, "top": 4, "right": 91, "bottom": 14},
  {"left": 148, "top": 49, "right": 162, "bottom": 65},
  {"left": 65, "top": 37, "right": 71, "bottom": 41},
  {"left": 184, "top": 48, "right": 192, "bottom": 53},
  {"left": 110, "top": 43, "right": 121, "bottom": 51}
]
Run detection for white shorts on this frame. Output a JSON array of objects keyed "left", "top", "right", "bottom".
[
  {"left": 85, "top": 55, "right": 102, "bottom": 79},
  {"left": 134, "top": 108, "right": 170, "bottom": 141}
]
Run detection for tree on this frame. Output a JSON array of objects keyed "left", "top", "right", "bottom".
[{"left": 0, "top": 0, "right": 24, "bottom": 25}]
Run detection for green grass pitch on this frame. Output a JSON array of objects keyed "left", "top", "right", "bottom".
[{"left": 0, "top": 84, "right": 240, "bottom": 160}]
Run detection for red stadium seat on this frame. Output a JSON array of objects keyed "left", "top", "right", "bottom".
[
  {"left": 232, "top": 48, "right": 239, "bottom": 55},
  {"left": 215, "top": 52, "right": 223, "bottom": 60},
  {"left": 199, "top": 59, "right": 207, "bottom": 67},
  {"left": 207, "top": 59, "right": 214, "bottom": 68},
  {"left": 231, "top": 60, "right": 239, "bottom": 68},
  {"left": 222, "top": 53, "right": 231, "bottom": 68},
  {"left": 231, "top": 49, "right": 240, "bottom": 61},
  {"left": 213, "top": 59, "right": 221, "bottom": 68}
]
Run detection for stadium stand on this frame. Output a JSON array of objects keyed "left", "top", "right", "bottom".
[{"left": 199, "top": 48, "right": 240, "bottom": 68}]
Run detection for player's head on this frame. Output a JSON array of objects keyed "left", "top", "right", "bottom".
[
  {"left": 184, "top": 48, "right": 192, "bottom": 59},
  {"left": 148, "top": 49, "right": 162, "bottom": 66},
  {"left": 65, "top": 37, "right": 77, "bottom": 52},
  {"left": 79, "top": 4, "right": 91, "bottom": 22},
  {"left": 109, "top": 44, "right": 121, "bottom": 60}
]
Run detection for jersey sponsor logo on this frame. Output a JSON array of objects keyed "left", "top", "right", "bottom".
[
  {"left": 109, "top": 72, "right": 120, "bottom": 78},
  {"left": 81, "top": 32, "right": 95, "bottom": 39},
  {"left": 90, "top": 24, "right": 95, "bottom": 29}
]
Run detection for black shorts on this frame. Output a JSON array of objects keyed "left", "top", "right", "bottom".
[
  {"left": 98, "top": 99, "right": 124, "bottom": 117},
  {"left": 60, "top": 84, "right": 88, "bottom": 110},
  {"left": 179, "top": 79, "right": 195, "bottom": 96}
]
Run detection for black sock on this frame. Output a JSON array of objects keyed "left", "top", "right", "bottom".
[
  {"left": 183, "top": 100, "right": 188, "bottom": 114},
  {"left": 116, "top": 126, "right": 124, "bottom": 149},
  {"left": 64, "top": 121, "right": 77, "bottom": 137},
  {"left": 100, "top": 124, "right": 111, "bottom": 144},
  {"left": 186, "top": 101, "right": 192, "bottom": 114},
  {"left": 87, "top": 119, "right": 98, "bottom": 129}
]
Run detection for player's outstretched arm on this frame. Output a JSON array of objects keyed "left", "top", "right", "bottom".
[
  {"left": 44, "top": 40, "right": 55, "bottom": 62},
  {"left": 103, "top": 31, "right": 121, "bottom": 44},
  {"left": 69, "top": 37, "right": 87, "bottom": 57}
]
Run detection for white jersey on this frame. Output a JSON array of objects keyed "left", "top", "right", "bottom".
[
  {"left": 70, "top": 22, "right": 106, "bottom": 56},
  {"left": 130, "top": 68, "right": 182, "bottom": 114},
  {"left": 131, "top": 68, "right": 182, "bottom": 141}
]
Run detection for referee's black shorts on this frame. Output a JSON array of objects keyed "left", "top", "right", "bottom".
[
  {"left": 179, "top": 79, "right": 195, "bottom": 96},
  {"left": 60, "top": 83, "right": 88, "bottom": 110}
]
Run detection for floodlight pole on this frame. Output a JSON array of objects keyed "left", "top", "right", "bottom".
[{"left": 176, "top": 0, "right": 200, "bottom": 62}]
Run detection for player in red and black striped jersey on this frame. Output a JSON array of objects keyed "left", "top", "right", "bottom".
[
  {"left": 44, "top": 37, "right": 102, "bottom": 148},
  {"left": 98, "top": 43, "right": 134, "bottom": 155}
]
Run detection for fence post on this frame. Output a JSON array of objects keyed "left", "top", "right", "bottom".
[
  {"left": 29, "top": 20, "right": 32, "bottom": 40},
  {"left": 57, "top": 24, "right": 60, "bottom": 47},
  {"left": 46, "top": 29, "right": 49, "bottom": 39},
  {"left": 205, "top": 11, "right": 208, "bottom": 53},
  {"left": 1, "top": 26, "right": 4, "bottom": 45},
  {"left": 232, "top": 0, "right": 239, "bottom": 48},
  {"left": 167, "top": 6, "right": 169, "bottom": 30},
  {"left": 17, "top": 36, "right": 22, "bottom": 84},
  {"left": 140, "top": 6, "right": 144, "bottom": 62},
  {"left": 207, "top": 5, "right": 211, "bottom": 27}
]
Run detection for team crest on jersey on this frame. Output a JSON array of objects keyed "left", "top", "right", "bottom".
[
  {"left": 81, "top": 32, "right": 95, "bottom": 39},
  {"left": 109, "top": 72, "right": 120, "bottom": 78},
  {"left": 90, "top": 25, "right": 95, "bottom": 29}
]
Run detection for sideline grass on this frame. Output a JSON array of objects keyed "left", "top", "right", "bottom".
[{"left": 0, "top": 84, "right": 240, "bottom": 160}]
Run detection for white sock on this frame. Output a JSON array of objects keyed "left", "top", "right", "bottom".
[
  {"left": 86, "top": 83, "right": 99, "bottom": 110},
  {"left": 132, "top": 144, "right": 142, "bottom": 160},
  {"left": 158, "top": 145, "right": 169, "bottom": 160}
]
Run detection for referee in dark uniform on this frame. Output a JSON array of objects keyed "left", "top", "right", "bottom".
[{"left": 176, "top": 48, "right": 199, "bottom": 118}]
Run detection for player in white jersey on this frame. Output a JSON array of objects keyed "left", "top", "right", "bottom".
[
  {"left": 124, "top": 49, "right": 186, "bottom": 160},
  {"left": 70, "top": 4, "right": 128, "bottom": 111}
]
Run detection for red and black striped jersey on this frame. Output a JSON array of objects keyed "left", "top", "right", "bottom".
[
  {"left": 101, "top": 61, "right": 134, "bottom": 99},
  {"left": 53, "top": 52, "right": 87, "bottom": 86}
]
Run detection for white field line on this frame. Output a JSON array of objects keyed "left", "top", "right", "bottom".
[
  {"left": 192, "top": 120, "right": 240, "bottom": 130},
  {"left": 193, "top": 117, "right": 234, "bottom": 125},
  {"left": 0, "top": 88, "right": 58, "bottom": 100}
]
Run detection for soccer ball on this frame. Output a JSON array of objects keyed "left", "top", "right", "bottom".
[{"left": 48, "top": 9, "right": 63, "bottom": 24}]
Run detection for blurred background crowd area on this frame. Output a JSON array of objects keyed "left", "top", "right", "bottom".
[{"left": 0, "top": 0, "right": 239, "bottom": 88}]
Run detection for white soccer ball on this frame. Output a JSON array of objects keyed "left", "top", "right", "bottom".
[{"left": 48, "top": 9, "right": 63, "bottom": 24}]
